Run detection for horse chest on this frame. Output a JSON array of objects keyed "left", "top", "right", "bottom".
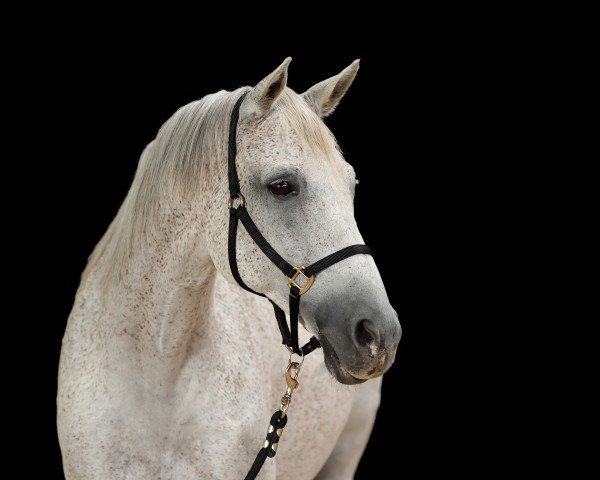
[
  {"left": 180, "top": 283, "right": 357, "bottom": 478},
  {"left": 182, "top": 348, "right": 355, "bottom": 479}
]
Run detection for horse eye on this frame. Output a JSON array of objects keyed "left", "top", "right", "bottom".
[{"left": 268, "top": 180, "right": 294, "bottom": 197}]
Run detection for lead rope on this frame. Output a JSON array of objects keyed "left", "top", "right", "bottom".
[
  {"left": 226, "top": 92, "right": 373, "bottom": 480},
  {"left": 243, "top": 359, "right": 301, "bottom": 480}
]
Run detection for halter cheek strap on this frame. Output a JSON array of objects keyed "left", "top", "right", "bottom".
[{"left": 227, "top": 92, "right": 372, "bottom": 356}]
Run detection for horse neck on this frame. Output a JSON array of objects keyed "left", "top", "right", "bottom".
[{"left": 88, "top": 204, "right": 217, "bottom": 363}]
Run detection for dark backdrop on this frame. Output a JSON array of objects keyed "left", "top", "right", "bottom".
[{"left": 22, "top": 43, "right": 504, "bottom": 478}]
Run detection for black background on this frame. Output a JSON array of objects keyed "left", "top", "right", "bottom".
[{"left": 18, "top": 39, "right": 511, "bottom": 478}]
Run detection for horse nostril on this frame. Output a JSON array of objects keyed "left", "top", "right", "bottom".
[{"left": 354, "top": 319, "right": 379, "bottom": 355}]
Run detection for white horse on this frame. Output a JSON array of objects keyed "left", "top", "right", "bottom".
[{"left": 58, "top": 58, "right": 401, "bottom": 480}]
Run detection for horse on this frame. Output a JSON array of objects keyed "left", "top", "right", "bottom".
[{"left": 57, "top": 58, "right": 401, "bottom": 480}]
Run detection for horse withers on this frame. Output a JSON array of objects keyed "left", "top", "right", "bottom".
[{"left": 58, "top": 58, "right": 401, "bottom": 479}]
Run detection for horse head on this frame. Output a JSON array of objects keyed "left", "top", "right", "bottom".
[{"left": 205, "top": 59, "right": 401, "bottom": 384}]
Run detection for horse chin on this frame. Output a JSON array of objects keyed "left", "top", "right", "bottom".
[{"left": 319, "top": 336, "right": 368, "bottom": 385}]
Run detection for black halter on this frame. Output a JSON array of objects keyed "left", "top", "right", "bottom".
[{"left": 227, "top": 92, "right": 372, "bottom": 356}]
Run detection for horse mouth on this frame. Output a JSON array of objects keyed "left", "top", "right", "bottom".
[{"left": 319, "top": 335, "right": 368, "bottom": 385}]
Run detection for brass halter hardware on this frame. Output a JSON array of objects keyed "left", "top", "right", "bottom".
[
  {"left": 288, "top": 266, "right": 315, "bottom": 295},
  {"left": 228, "top": 193, "right": 245, "bottom": 209},
  {"left": 280, "top": 360, "right": 302, "bottom": 417}
]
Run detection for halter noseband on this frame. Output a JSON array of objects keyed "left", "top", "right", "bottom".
[{"left": 227, "top": 92, "right": 372, "bottom": 356}]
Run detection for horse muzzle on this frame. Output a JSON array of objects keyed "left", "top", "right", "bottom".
[{"left": 317, "top": 308, "right": 401, "bottom": 385}]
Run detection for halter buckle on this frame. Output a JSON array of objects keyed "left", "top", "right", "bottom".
[
  {"left": 228, "top": 193, "right": 245, "bottom": 209},
  {"left": 288, "top": 266, "right": 315, "bottom": 295}
]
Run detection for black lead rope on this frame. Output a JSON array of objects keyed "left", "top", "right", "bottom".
[{"left": 226, "top": 92, "right": 372, "bottom": 479}]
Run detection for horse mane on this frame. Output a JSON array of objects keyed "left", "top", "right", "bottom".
[{"left": 84, "top": 87, "right": 341, "bottom": 289}]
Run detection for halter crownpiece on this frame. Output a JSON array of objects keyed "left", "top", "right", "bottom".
[{"left": 227, "top": 91, "right": 372, "bottom": 356}]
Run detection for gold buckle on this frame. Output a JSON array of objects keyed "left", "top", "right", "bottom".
[
  {"left": 228, "top": 193, "right": 245, "bottom": 209},
  {"left": 288, "top": 266, "right": 315, "bottom": 295}
]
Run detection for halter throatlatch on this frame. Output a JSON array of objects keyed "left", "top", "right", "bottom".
[{"left": 227, "top": 92, "right": 372, "bottom": 356}]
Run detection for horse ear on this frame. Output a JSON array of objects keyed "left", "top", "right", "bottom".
[
  {"left": 242, "top": 57, "right": 291, "bottom": 118},
  {"left": 302, "top": 60, "right": 360, "bottom": 118}
]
